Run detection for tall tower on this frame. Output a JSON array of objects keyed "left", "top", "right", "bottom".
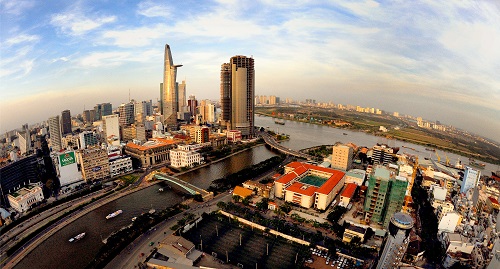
[
  {"left": 48, "top": 115, "right": 62, "bottom": 151},
  {"left": 162, "top": 44, "right": 182, "bottom": 128},
  {"left": 220, "top": 55, "right": 255, "bottom": 137},
  {"left": 178, "top": 80, "right": 187, "bottom": 112},
  {"left": 376, "top": 212, "right": 414, "bottom": 269},
  {"left": 61, "top": 109, "right": 72, "bottom": 135}
]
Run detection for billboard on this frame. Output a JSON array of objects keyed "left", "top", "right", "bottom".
[{"left": 59, "top": 151, "right": 76, "bottom": 167}]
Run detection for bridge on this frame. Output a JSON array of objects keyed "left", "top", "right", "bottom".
[
  {"left": 153, "top": 173, "right": 212, "bottom": 199},
  {"left": 259, "top": 132, "right": 315, "bottom": 161}
]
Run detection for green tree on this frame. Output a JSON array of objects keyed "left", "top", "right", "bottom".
[
  {"left": 232, "top": 195, "right": 241, "bottom": 203},
  {"left": 217, "top": 201, "right": 226, "bottom": 210}
]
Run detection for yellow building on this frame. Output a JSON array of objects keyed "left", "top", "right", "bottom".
[
  {"left": 124, "top": 138, "right": 179, "bottom": 167},
  {"left": 343, "top": 224, "right": 366, "bottom": 243},
  {"left": 78, "top": 147, "right": 110, "bottom": 182},
  {"left": 331, "top": 144, "right": 353, "bottom": 171}
]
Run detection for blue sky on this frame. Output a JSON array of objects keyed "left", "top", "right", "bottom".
[{"left": 1, "top": 0, "right": 499, "bottom": 141}]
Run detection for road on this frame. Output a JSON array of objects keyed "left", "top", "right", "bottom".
[
  {"left": 259, "top": 132, "right": 315, "bottom": 160},
  {"left": 104, "top": 193, "right": 232, "bottom": 269}
]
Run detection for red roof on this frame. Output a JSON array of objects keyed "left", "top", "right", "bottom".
[
  {"left": 276, "top": 162, "right": 345, "bottom": 195},
  {"left": 492, "top": 175, "right": 500, "bottom": 182},
  {"left": 272, "top": 173, "right": 281, "bottom": 179},
  {"left": 286, "top": 182, "right": 318, "bottom": 196},
  {"left": 488, "top": 197, "right": 499, "bottom": 205},
  {"left": 340, "top": 183, "right": 357, "bottom": 199}
]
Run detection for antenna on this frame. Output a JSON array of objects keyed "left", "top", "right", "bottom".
[{"left": 129, "top": 89, "right": 131, "bottom": 102}]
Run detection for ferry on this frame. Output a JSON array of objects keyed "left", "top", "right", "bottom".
[
  {"left": 343, "top": 133, "right": 348, "bottom": 135},
  {"left": 106, "top": 210, "right": 123, "bottom": 219},
  {"left": 69, "top": 232, "right": 85, "bottom": 242},
  {"left": 274, "top": 120, "right": 285, "bottom": 125}
]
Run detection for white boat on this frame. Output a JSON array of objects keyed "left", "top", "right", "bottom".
[
  {"left": 132, "top": 217, "right": 137, "bottom": 221},
  {"left": 158, "top": 188, "right": 164, "bottom": 192},
  {"left": 106, "top": 209, "right": 123, "bottom": 219},
  {"left": 69, "top": 232, "right": 86, "bottom": 242}
]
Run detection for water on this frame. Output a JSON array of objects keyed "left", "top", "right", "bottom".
[{"left": 14, "top": 116, "right": 497, "bottom": 268}]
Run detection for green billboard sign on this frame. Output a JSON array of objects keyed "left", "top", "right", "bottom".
[{"left": 59, "top": 151, "right": 76, "bottom": 167}]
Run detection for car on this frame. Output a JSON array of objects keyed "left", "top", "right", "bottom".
[{"left": 306, "top": 259, "right": 313, "bottom": 264}]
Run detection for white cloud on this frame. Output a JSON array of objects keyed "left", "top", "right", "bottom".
[
  {"left": 137, "top": 0, "right": 171, "bottom": 17},
  {"left": 4, "top": 34, "right": 40, "bottom": 46},
  {"left": 0, "top": 0, "right": 35, "bottom": 16},
  {"left": 79, "top": 51, "right": 130, "bottom": 67},
  {"left": 51, "top": 10, "right": 116, "bottom": 36},
  {"left": 101, "top": 24, "right": 167, "bottom": 47}
]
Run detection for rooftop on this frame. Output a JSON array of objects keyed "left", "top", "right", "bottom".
[
  {"left": 232, "top": 186, "right": 253, "bottom": 198},
  {"left": 286, "top": 182, "right": 318, "bottom": 196},
  {"left": 341, "top": 183, "right": 357, "bottom": 198}
]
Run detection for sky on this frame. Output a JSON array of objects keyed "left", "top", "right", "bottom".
[{"left": 1, "top": 0, "right": 499, "bottom": 141}]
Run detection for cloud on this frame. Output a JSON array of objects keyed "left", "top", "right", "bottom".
[
  {"left": 137, "top": 0, "right": 171, "bottom": 18},
  {"left": 4, "top": 34, "right": 40, "bottom": 46},
  {"left": 100, "top": 24, "right": 167, "bottom": 47},
  {"left": 0, "top": 0, "right": 35, "bottom": 16},
  {"left": 79, "top": 51, "right": 131, "bottom": 67},
  {"left": 50, "top": 9, "right": 116, "bottom": 36}
]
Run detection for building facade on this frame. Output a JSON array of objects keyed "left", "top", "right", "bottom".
[
  {"left": 125, "top": 138, "right": 178, "bottom": 167},
  {"left": 376, "top": 212, "right": 414, "bottom": 269},
  {"left": 461, "top": 166, "right": 481, "bottom": 194},
  {"left": 0, "top": 155, "right": 43, "bottom": 206},
  {"left": 94, "top": 103, "right": 112, "bottom": 121},
  {"left": 61, "top": 109, "right": 72, "bottom": 135},
  {"left": 162, "top": 44, "right": 182, "bottom": 127},
  {"left": 102, "top": 114, "right": 120, "bottom": 146},
  {"left": 79, "top": 147, "right": 110, "bottom": 182},
  {"left": 331, "top": 144, "right": 353, "bottom": 171},
  {"left": 220, "top": 55, "right": 255, "bottom": 137},
  {"left": 119, "top": 102, "right": 135, "bottom": 126},
  {"left": 109, "top": 155, "right": 133, "bottom": 177},
  {"left": 169, "top": 145, "right": 203, "bottom": 168},
  {"left": 7, "top": 184, "right": 44, "bottom": 213},
  {"left": 48, "top": 115, "right": 62, "bottom": 151},
  {"left": 372, "top": 145, "right": 394, "bottom": 166}
]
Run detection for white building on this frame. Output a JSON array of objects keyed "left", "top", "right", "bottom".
[
  {"left": 7, "top": 184, "right": 44, "bottom": 213},
  {"left": 438, "top": 212, "right": 462, "bottom": 234},
  {"left": 461, "top": 167, "right": 481, "bottom": 194},
  {"left": 109, "top": 155, "right": 133, "bottom": 177},
  {"left": 54, "top": 150, "right": 82, "bottom": 186},
  {"left": 376, "top": 212, "right": 414, "bottom": 269},
  {"left": 79, "top": 131, "right": 99, "bottom": 149},
  {"left": 169, "top": 145, "right": 203, "bottom": 168},
  {"left": 103, "top": 114, "right": 121, "bottom": 146}
]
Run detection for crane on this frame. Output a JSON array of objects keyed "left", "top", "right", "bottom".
[
  {"left": 444, "top": 152, "right": 450, "bottom": 166},
  {"left": 435, "top": 151, "right": 440, "bottom": 162}
]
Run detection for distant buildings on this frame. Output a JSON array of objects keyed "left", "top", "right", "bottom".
[
  {"left": 102, "top": 114, "right": 120, "bottom": 146},
  {"left": 220, "top": 55, "right": 255, "bottom": 137},
  {"left": 331, "top": 144, "right": 353, "bottom": 171},
  {"left": 376, "top": 212, "right": 414, "bottom": 269},
  {"left": 61, "top": 109, "right": 72, "bottom": 135},
  {"left": 461, "top": 166, "right": 481, "bottom": 194},
  {"left": 48, "top": 115, "right": 62, "bottom": 151},
  {"left": 94, "top": 103, "right": 112, "bottom": 121}
]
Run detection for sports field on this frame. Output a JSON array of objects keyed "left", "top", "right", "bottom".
[
  {"left": 182, "top": 214, "right": 308, "bottom": 269},
  {"left": 299, "top": 175, "right": 327, "bottom": 187}
]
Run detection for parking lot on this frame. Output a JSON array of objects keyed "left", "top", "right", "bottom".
[{"left": 306, "top": 248, "right": 362, "bottom": 269}]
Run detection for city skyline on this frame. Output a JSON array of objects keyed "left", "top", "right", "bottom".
[{"left": 1, "top": 1, "right": 499, "bottom": 140}]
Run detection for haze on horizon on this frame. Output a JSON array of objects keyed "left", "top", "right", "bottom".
[{"left": 1, "top": 0, "right": 499, "bottom": 142}]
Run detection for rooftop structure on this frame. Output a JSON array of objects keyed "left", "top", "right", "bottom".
[{"left": 376, "top": 212, "right": 414, "bottom": 269}]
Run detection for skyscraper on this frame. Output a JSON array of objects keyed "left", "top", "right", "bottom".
[
  {"left": 460, "top": 166, "right": 481, "bottom": 193},
  {"left": 102, "top": 114, "right": 120, "bottom": 146},
  {"left": 48, "top": 115, "right": 62, "bottom": 151},
  {"left": 376, "top": 212, "right": 414, "bottom": 269},
  {"left": 61, "top": 109, "right": 72, "bottom": 135},
  {"left": 220, "top": 55, "right": 255, "bottom": 137},
  {"left": 119, "top": 102, "right": 135, "bottom": 126},
  {"left": 162, "top": 44, "right": 182, "bottom": 128},
  {"left": 94, "top": 103, "right": 112, "bottom": 121},
  {"left": 178, "top": 80, "right": 187, "bottom": 112},
  {"left": 331, "top": 144, "right": 353, "bottom": 171},
  {"left": 188, "top": 95, "right": 198, "bottom": 119}
]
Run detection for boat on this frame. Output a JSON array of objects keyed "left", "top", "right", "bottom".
[
  {"left": 69, "top": 232, "right": 85, "bottom": 242},
  {"left": 343, "top": 133, "right": 348, "bottom": 135},
  {"left": 274, "top": 120, "right": 285, "bottom": 125},
  {"left": 132, "top": 217, "right": 137, "bottom": 221},
  {"left": 425, "top": 148, "right": 436, "bottom": 152},
  {"left": 149, "top": 209, "right": 156, "bottom": 214},
  {"left": 468, "top": 160, "right": 485, "bottom": 169},
  {"left": 106, "top": 210, "right": 123, "bottom": 219},
  {"left": 158, "top": 188, "right": 164, "bottom": 192}
]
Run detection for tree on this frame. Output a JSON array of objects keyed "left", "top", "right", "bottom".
[
  {"left": 232, "top": 195, "right": 241, "bottom": 203},
  {"left": 193, "top": 194, "right": 203, "bottom": 202},
  {"left": 242, "top": 197, "right": 250, "bottom": 206},
  {"left": 327, "top": 206, "right": 347, "bottom": 223},
  {"left": 256, "top": 198, "right": 269, "bottom": 211},
  {"left": 217, "top": 201, "right": 226, "bottom": 210}
]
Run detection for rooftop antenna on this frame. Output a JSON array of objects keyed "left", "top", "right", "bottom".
[{"left": 129, "top": 89, "right": 131, "bottom": 102}]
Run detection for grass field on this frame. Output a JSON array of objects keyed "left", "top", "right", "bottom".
[
  {"left": 182, "top": 214, "right": 308, "bottom": 269},
  {"left": 118, "top": 174, "right": 139, "bottom": 184}
]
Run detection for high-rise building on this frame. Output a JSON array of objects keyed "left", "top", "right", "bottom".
[
  {"left": 376, "top": 212, "right": 414, "bottom": 269},
  {"left": 188, "top": 95, "right": 198, "bottom": 118},
  {"left": 79, "top": 131, "right": 98, "bottom": 149},
  {"left": 83, "top": 110, "right": 93, "bottom": 124},
  {"left": 198, "top": 100, "right": 215, "bottom": 124},
  {"left": 178, "top": 80, "right": 187, "bottom": 111},
  {"left": 94, "top": 103, "right": 112, "bottom": 121},
  {"left": 220, "top": 55, "right": 255, "bottom": 137},
  {"left": 364, "top": 165, "right": 408, "bottom": 228},
  {"left": 78, "top": 147, "right": 110, "bottom": 182},
  {"left": 48, "top": 115, "right": 62, "bottom": 151},
  {"left": 61, "top": 110, "right": 72, "bottom": 135},
  {"left": 162, "top": 44, "right": 182, "bottom": 128},
  {"left": 331, "top": 144, "right": 353, "bottom": 171},
  {"left": 119, "top": 102, "right": 135, "bottom": 126},
  {"left": 102, "top": 114, "right": 120, "bottom": 146},
  {"left": 460, "top": 166, "right": 481, "bottom": 194},
  {"left": 372, "top": 145, "right": 394, "bottom": 166}
]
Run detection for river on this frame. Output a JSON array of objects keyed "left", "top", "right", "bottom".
[{"left": 14, "top": 116, "right": 497, "bottom": 269}]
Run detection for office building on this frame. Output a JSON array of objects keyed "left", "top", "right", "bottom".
[
  {"left": 178, "top": 80, "right": 187, "bottom": 111},
  {"left": 195, "top": 126, "right": 210, "bottom": 144},
  {"left": 54, "top": 150, "right": 82, "bottom": 186},
  {"left": 331, "top": 144, "right": 353, "bottom": 171},
  {"left": 109, "top": 155, "right": 133, "bottom": 177},
  {"left": 124, "top": 138, "right": 179, "bottom": 167},
  {"left": 364, "top": 165, "right": 408, "bottom": 228},
  {"left": 274, "top": 162, "right": 345, "bottom": 210},
  {"left": 169, "top": 145, "right": 203, "bottom": 168},
  {"left": 61, "top": 109, "right": 72, "bottom": 135},
  {"left": 48, "top": 115, "right": 62, "bottom": 151},
  {"left": 372, "top": 145, "right": 394, "bottom": 166},
  {"left": 198, "top": 100, "right": 215, "bottom": 124},
  {"left": 119, "top": 102, "right": 135, "bottom": 126},
  {"left": 460, "top": 167, "right": 481, "bottom": 194},
  {"left": 94, "top": 103, "right": 112, "bottom": 121},
  {"left": 188, "top": 95, "right": 198, "bottom": 118},
  {"left": 17, "top": 124, "right": 31, "bottom": 155},
  {"left": 162, "top": 44, "right": 182, "bottom": 127},
  {"left": 102, "top": 114, "right": 120, "bottom": 146},
  {"left": 220, "top": 55, "right": 255, "bottom": 137},
  {"left": 79, "top": 131, "right": 98, "bottom": 149},
  {"left": 83, "top": 110, "right": 93, "bottom": 124},
  {"left": 0, "top": 155, "right": 44, "bottom": 206},
  {"left": 78, "top": 147, "right": 110, "bottom": 182},
  {"left": 376, "top": 212, "right": 414, "bottom": 269}
]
